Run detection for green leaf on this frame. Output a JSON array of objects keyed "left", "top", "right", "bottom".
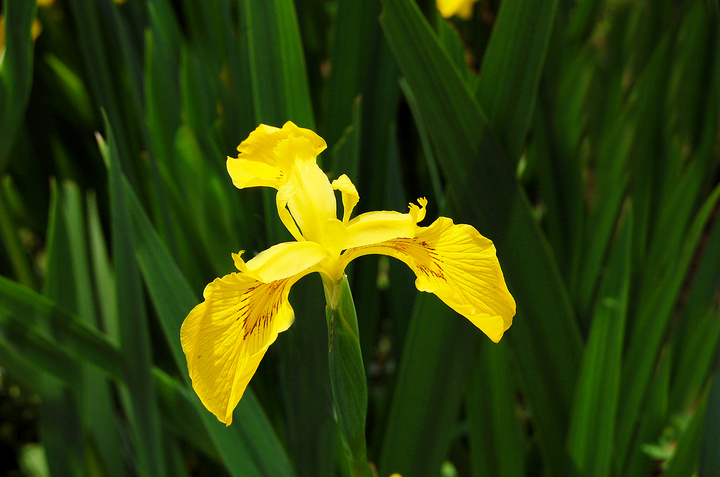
[
  {"left": 242, "top": 0, "right": 314, "bottom": 127},
  {"left": 529, "top": 50, "right": 590, "bottom": 282},
  {"left": 699, "top": 351, "right": 720, "bottom": 476},
  {"left": 0, "top": 0, "right": 36, "bottom": 171},
  {"left": 144, "top": 27, "right": 181, "bottom": 174},
  {"left": 64, "top": 0, "right": 143, "bottom": 185},
  {"left": 380, "top": 1, "right": 582, "bottom": 474},
  {"left": 86, "top": 192, "right": 120, "bottom": 340},
  {"left": 105, "top": 121, "right": 166, "bottom": 477},
  {"left": 664, "top": 393, "right": 709, "bottom": 477},
  {"left": 0, "top": 331, "right": 42, "bottom": 391},
  {"left": 43, "top": 182, "right": 128, "bottom": 477},
  {"left": 0, "top": 268, "right": 289, "bottom": 477},
  {"left": 0, "top": 276, "right": 124, "bottom": 380},
  {"left": 0, "top": 183, "right": 36, "bottom": 288},
  {"left": 670, "top": 308, "right": 720, "bottom": 415},
  {"left": 278, "top": 276, "right": 336, "bottom": 477},
  {"left": 379, "top": 294, "right": 477, "bottom": 477},
  {"left": 354, "top": 30, "right": 400, "bottom": 213},
  {"left": 122, "top": 172, "right": 296, "bottom": 477},
  {"left": 435, "top": 17, "right": 471, "bottom": 83},
  {"left": 400, "top": 79, "right": 444, "bottom": 206},
  {"left": 617, "top": 184, "right": 720, "bottom": 466},
  {"left": 0, "top": 311, "right": 83, "bottom": 385},
  {"left": 623, "top": 346, "right": 672, "bottom": 476},
  {"left": 467, "top": 341, "right": 524, "bottom": 477},
  {"left": 178, "top": 0, "right": 227, "bottom": 69},
  {"left": 573, "top": 105, "right": 632, "bottom": 315},
  {"left": 567, "top": 206, "right": 632, "bottom": 477},
  {"left": 321, "top": 0, "right": 374, "bottom": 149},
  {"left": 473, "top": 0, "right": 559, "bottom": 164},
  {"left": 327, "top": 97, "right": 362, "bottom": 183},
  {"left": 670, "top": 211, "right": 720, "bottom": 413}
]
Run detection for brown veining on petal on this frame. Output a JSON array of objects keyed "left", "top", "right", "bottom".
[
  {"left": 237, "top": 280, "right": 289, "bottom": 339},
  {"left": 387, "top": 237, "right": 448, "bottom": 282}
]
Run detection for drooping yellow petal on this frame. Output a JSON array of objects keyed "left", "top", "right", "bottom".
[
  {"left": 181, "top": 273, "right": 295, "bottom": 425},
  {"left": 436, "top": 0, "right": 478, "bottom": 19},
  {"left": 343, "top": 216, "right": 515, "bottom": 342},
  {"left": 182, "top": 243, "right": 325, "bottom": 424}
]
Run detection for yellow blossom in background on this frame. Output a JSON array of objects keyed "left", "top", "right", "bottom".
[
  {"left": 436, "top": 0, "right": 479, "bottom": 19},
  {"left": 180, "top": 121, "right": 516, "bottom": 425}
]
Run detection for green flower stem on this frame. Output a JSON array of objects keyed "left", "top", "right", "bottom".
[{"left": 322, "top": 274, "right": 373, "bottom": 477}]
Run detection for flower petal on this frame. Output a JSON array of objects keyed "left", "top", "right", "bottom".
[
  {"left": 343, "top": 199, "right": 427, "bottom": 250},
  {"left": 181, "top": 272, "right": 299, "bottom": 425},
  {"left": 436, "top": 0, "right": 477, "bottom": 19},
  {"left": 331, "top": 174, "right": 359, "bottom": 223},
  {"left": 343, "top": 210, "right": 414, "bottom": 249},
  {"left": 343, "top": 217, "right": 515, "bottom": 342},
  {"left": 226, "top": 121, "right": 327, "bottom": 190},
  {"left": 242, "top": 241, "right": 329, "bottom": 282},
  {"left": 277, "top": 137, "right": 337, "bottom": 242},
  {"left": 277, "top": 184, "right": 305, "bottom": 242},
  {"left": 226, "top": 157, "right": 285, "bottom": 189}
]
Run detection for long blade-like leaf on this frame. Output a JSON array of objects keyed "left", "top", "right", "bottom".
[
  {"left": 567, "top": 207, "right": 631, "bottom": 477},
  {"left": 474, "top": 0, "right": 558, "bottom": 164},
  {"left": 0, "top": 0, "right": 36, "bottom": 171},
  {"left": 379, "top": 294, "right": 477, "bottom": 476},
  {"left": 242, "top": 0, "right": 314, "bottom": 127},
  {"left": 123, "top": 174, "right": 296, "bottom": 477},
  {"left": 380, "top": 1, "right": 582, "bottom": 473},
  {"left": 106, "top": 121, "right": 166, "bottom": 477}
]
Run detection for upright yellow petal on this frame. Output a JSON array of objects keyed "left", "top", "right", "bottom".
[
  {"left": 343, "top": 217, "right": 515, "bottom": 342},
  {"left": 226, "top": 121, "right": 327, "bottom": 190},
  {"left": 276, "top": 184, "right": 306, "bottom": 242},
  {"left": 331, "top": 174, "right": 359, "bottom": 223},
  {"left": 276, "top": 135, "right": 337, "bottom": 243}
]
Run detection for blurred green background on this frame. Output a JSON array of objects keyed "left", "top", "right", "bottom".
[{"left": 1, "top": 0, "right": 719, "bottom": 475}]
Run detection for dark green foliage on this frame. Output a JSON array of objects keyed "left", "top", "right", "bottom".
[{"left": 0, "top": 0, "right": 718, "bottom": 475}]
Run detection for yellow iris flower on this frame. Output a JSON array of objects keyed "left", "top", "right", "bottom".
[
  {"left": 436, "top": 0, "right": 479, "bottom": 19},
  {"left": 181, "top": 121, "right": 515, "bottom": 425}
]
